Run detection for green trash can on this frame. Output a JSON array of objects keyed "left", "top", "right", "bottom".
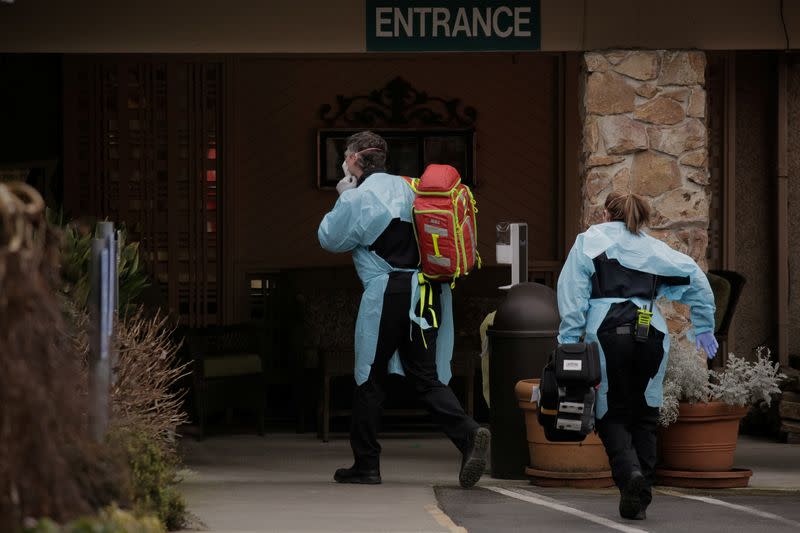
[{"left": 487, "top": 282, "right": 560, "bottom": 479}]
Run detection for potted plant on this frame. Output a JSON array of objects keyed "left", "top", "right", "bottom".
[{"left": 656, "top": 334, "right": 784, "bottom": 488}]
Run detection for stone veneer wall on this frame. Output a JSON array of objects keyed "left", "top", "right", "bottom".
[{"left": 580, "top": 50, "right": 710, "bottom": 335}]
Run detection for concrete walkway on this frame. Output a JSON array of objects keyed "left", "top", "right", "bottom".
[
  {"left": 178, "top": 433, "right": 465, "bottom": 533},
  {"left": 178, "top": 433, "right": 799, "bottom": 533}
]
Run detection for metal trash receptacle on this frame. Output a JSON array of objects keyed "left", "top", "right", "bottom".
[{"left": 487, "top": 282, "right": 560, "bottom": 479}]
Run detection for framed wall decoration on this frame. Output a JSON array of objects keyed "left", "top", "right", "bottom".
[{"left": 317, "top": 129, "right": 476, "bottom": 190}]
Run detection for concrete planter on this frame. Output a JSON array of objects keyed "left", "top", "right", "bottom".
[{"left": 515, "top": 379, "right": 613, "bottom": 488}]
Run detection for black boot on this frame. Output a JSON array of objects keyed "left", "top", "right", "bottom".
[
  {"left": 334, "top": 465, "right": 382, "bottom": 485},
  {"left": 459, "top": 427, "right": 490, "bottom": 488},
  {"left": 619, "top": 471, "right": 645, "bottom": 519}
]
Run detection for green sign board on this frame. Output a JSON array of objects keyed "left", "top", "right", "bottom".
[{"left": 366, "top": 0, "right": 541, "bottom": 52}]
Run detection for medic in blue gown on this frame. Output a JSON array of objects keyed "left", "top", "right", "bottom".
[
  {"left": 557, "top": 191, "right": 718, "bottom": 520},
  {"left": 318, "top": 131, "right": 489, "bottom": 488}
]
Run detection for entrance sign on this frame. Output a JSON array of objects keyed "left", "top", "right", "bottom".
[{"left": 366, "top": 0, "right": 541, "bottom": 51}]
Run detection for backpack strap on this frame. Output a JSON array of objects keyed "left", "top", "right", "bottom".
[
  {"left": 467, "top": 186, "right": 482, "bottom": 270},
  {"left": 416, "top": 273, "right": 439, "bottom": 349},
  {"left": 401, "top": 176, "right": 418, "bottom": 192},
  {"left": 402, "top": 180, "right": 438, "bottom": 347}
]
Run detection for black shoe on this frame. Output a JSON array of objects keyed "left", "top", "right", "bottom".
[
  {"left": 459, "top": 427, "right": 490, "bottom": 489},
  {"left": 619, "top": 471, "right": 645, "bottom": 519},
  {"left": 633, "top": 509, "right": 647, "bottom": 520},
  {"left": 334, "top": 466, "right": 382, "bottom": 485}
]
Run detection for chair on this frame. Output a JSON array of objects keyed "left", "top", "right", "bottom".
[
  {"left": 247, "top": 272, "right": 305, "bottom": 431},
  {"left": 451, "top": 343, "right": 478, "bottom": 417},
  {"left": 707, "top": 269, "right": 747, "bottom": 367},
  {"left": 317, "top": 346, "right": 356, "bottom": 443},
  {"left": 316, "top": 343, "right": 478, "bottom": 443},
  {"left": 187, "top": 323, "right": 266, "bottom": 438},
  {"left": 310, "top": 286, "right": 482, "bottom": 442}
]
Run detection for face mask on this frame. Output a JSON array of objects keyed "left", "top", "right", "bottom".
[{"left": 342, "top": 147, "right": 384, "bottom": 179}]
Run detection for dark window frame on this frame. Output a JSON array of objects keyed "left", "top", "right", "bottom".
[{"left": 316, "top": 128, "right": 476, "bottom": 190}]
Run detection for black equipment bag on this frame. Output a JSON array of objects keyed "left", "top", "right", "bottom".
[
  {"left": 553, "top": 342, "right": 601, "bottom": 386},
  {"left": 537, "top": 342, "right": 601, "bottom": 442}
]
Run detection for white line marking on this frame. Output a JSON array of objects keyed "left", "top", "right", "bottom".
[
  {"left": 658, "top": 488, "right": 800, "bottom": 528},
  {"left": 486, "top": 486, "right": 649, "bottom": 533}
]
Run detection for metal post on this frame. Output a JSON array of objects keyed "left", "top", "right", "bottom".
[
  {"left": 96, "top": 222, "right": 119, "bottom": 380},
  {"left": 88, "top": 221, "right": 118, "bottom": 442},
  {"left": 113, "top": 229, "right": 120, "bottom": 382}
]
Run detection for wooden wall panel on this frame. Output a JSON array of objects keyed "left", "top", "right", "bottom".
[
  {"left": 232, "top": 54, "right": 559, "bottom": 279},
  {"left": 733, "top": 53, "right": 777, "bottom": 358},
  {"left": 63, "top": 57, "right": 223, "bottom": 326},
  {"left": 706, "top": 53, "right": 727, "bottom": 272},
  {"left": 64, "top": 53, "right": 563, "bottom": 325}
]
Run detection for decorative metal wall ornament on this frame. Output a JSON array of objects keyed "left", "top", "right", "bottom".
[{"left": 319, "top": 77, "right": 477, "bottom": 127}]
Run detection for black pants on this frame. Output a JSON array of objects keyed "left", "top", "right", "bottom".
[
  {"left": 351, "top": 281, "right": 479, "bottom": 470},
  {"left": 596, "top": 301, "right": 665, "bottom": 507},
  {"left": 597, "top": 409, "right": 659, "bottom": 508}
]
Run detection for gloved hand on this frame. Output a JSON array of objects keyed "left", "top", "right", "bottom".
[
  {"left": 342, "top": 160, "right": 354, "bottom": 179},
  {"left": 336, "top": 175, "right": 357, "bottom": 195},
  {"left": 696, "top": 331, "right": 719, "bottom": 360}
]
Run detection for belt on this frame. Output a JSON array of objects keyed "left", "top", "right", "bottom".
[{"left": 615, "top": 325, "right": 634, "bottom": 335}]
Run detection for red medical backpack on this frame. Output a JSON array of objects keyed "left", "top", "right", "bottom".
[{"left": 403, "top": 164, "right": 481, "bottom": 284}]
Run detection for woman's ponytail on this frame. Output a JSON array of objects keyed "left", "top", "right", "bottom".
[{"left": 604, "top": 191, "right": 651, "bottom": 235}]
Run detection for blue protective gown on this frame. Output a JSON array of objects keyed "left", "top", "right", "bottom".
[
  {"left": 317, "top": 172, "right": 455, "bottom": 386},
  {"left": 557, "top": 221, "right": 715, "bottom": 419}
]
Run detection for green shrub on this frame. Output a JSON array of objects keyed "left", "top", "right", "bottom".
[
  {"left": 59, "top": 219, "right": 150, "bottom": 312},
  {"left": 107, "top": 429, "right": 187, "bottom": 531},
  {"left": 25, "top": 506, "right": 164, "bottom": 533},
  {"left": 49, "top": 213, "right": 186, "bottom": 531}
]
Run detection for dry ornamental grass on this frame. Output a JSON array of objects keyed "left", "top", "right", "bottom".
[{"left": 0, "top": 183, "right": 110, "bottom": 528}]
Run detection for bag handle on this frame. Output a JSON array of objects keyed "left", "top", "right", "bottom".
[{"left": 648, "top": 274, "right": 658, "bottom": 313}]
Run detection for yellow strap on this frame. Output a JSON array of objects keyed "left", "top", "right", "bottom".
[
  {"left": 540, "top": 407, "right": 558, "bottom": 416},
  {"left": 431, "top": 233, "right": 442, "bottom": 257},
  {"left": 416, "top": 273, "right": 440, "bottom": 346},
  {"left": 428, "top": 308, "right": 438, "bottom": 328},
  {"left": 418, "top": 272, "right": 430, "bottom": 346},
  {"left": 402, "top": 176, "right": 419, "bottom": 193},
  {"left": 419, "top": 281, "right": 426, "bottom": 322},
  {"left": 450, "top": 266, "right": 460, "bottom": 289}
]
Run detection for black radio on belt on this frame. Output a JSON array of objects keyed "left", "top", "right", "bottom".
[
  {"left": 634, "top": 308, "right": 653, "bottom": 343},
  {"left": 634, "top": 275, "right": 658, "bottom": 343}
]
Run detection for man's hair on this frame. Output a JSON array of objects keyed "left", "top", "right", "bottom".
[
  {"left": 604, "top": 191, "right": 651, "bottom": 235},
  {"left": 346, "top": 131, "right": 387, "bottom": 175}
]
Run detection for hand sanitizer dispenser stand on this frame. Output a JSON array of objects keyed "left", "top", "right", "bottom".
[{"left": 496, "top": 222, "right": 528, "bottom": 289}]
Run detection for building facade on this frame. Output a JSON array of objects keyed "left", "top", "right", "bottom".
[{"left": 1, "top": 0, "right": 798, "bottom": 371}]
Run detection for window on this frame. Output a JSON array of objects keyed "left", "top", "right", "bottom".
[{"left": 317, "top": 129, "right": 475, "bottom": 189}]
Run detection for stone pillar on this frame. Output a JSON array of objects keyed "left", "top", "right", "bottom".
[{"left": 581, "top": 50, "right": 709, "bottom": 335}]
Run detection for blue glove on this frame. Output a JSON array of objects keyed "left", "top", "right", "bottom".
[{"left": 696, "top": 331, "right": 719, "bottom": 360}]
